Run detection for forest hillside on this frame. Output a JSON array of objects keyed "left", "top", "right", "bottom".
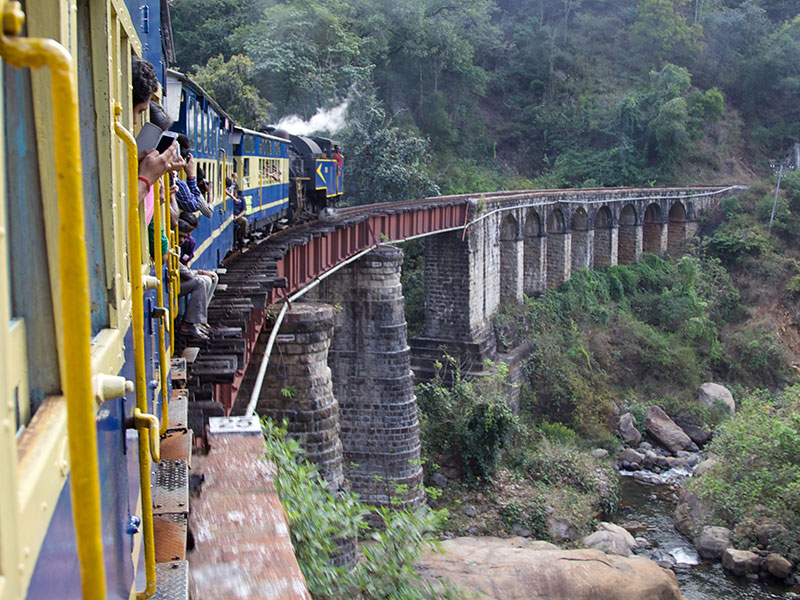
[{"left": 172, "top": 0, "right": 799, "bottom": 202}]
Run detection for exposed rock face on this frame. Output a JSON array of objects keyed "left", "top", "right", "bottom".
[
  {"left": 673, "top": 490, "right": 707, "bottom": 538},
  {"left": 645, "top": 406, "right": 693, "bottom": 454},
  {"left": 696, "top": 526, "right": 733, "bottom": 560},
  {"left": 591, "top": 448, "right": 609, "bottom": 459},
  {"left": 546, "top": 517, "right": 579, "bottom": 542},
  {"left": 618, "top": 412, "right": 642, "bottom": 445},
  {"left": 417, "top": 536, "right": 686, "bottom": 600},
  {"left": 722, "top": 548, "right": 761, "bottom": 576},
  {"left": 766, "top": 553, "right": 793, "bottom": 579},
  {"left": 698, "top": 382, "right": 735, "bottom": 415},
  {"left": 673, "top": 416, "right": 712, "bottom": 447}
]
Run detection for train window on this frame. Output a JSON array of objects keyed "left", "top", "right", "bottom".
[{"left": 188, "top": 98, "right": 195, "bottom": 146}]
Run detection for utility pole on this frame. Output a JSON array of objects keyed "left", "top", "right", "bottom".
[{"left": 769, "top": 143, "right": 799, "bottom": 230}]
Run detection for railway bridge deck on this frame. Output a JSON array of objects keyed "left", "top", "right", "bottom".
[{"left": 186, "top": 185, "right": 740, "bottom": 597}]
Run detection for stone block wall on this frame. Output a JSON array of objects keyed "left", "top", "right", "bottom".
[
  {"left": 571, "top": 229, "right": 593, "bottom": 270},
  {"left": 311, "top": 245, "right": 424, "bottom": 510},
  {"left": 618, "top": 224, "right": 642, "bottom": 265},
  {"left": 546, "top": 233, "right": 571, "bottom": 288},
  {"left": 254, "top": 303, "right": 345, "bottom": 491}
]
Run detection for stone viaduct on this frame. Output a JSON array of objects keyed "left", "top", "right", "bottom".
[{"left": 224, "top": 186, "right": 734, "bottom": 513}]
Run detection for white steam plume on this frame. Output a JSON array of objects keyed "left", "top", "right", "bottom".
[{"left": 275, "top": 101, "right": 348, "bottom": 136}]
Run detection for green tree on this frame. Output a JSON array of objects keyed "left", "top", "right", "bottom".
[
  {"left": 629, "top": 0, "right": 704, "bottom": 67},
  {"left": 170, "top": 0, "right": 263, "bottom": 72},
  {"left": 192, "top": 54, "right": 270, "bottom": 129},
  {"left": 233, "top": 0, "right": 370, "bottom": 117},
  {"left": 338, "top": 83, "right": 439, "bottom": 205}
]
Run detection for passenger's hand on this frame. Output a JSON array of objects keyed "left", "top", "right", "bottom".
[
  {"left": 138, "top": 146, "right": 173, "bottom": 185},
  {"left": 184, "top": 153, "right": 196, "bottom": 179}
]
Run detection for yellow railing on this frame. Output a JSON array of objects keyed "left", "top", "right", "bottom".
[
  {"left": 113, "top": 104, "right": 159, "bottom": 600},
  {"left": 0, "top": 3, "right": 106, "bottom": 598},
  {"left": 153, "top": 177, "right": 170, "bottom": 434}
]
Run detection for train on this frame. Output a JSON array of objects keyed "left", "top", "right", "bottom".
[{"left": 0, "top": 0, "right": 342, "bottom": 598}]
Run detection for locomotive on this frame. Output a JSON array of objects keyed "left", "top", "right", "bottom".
[{"left": 0, "top": 0, "right": 341, "bottom": 598}]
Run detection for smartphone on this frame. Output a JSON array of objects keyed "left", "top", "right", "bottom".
[
  {"left": 155, "top": 131, "right": 178, "bottom": 153},
  {"left": 135, "top": 122, "right": 162, "bottom": 153}
]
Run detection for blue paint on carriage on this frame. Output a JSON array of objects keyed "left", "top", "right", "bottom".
[
  {"left": 26, "top": 297, "right": 164, "bottom": 599},
  {"left": 126, "top": 0, "right": 168, "bottom": 85}
]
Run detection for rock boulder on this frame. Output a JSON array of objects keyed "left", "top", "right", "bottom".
[
  {"left": 645, "top": 406, "right": 693, "bottom": 454},
  {"left": 618, "top": 413, "right": 642, "bottom": 445},
  {"left": 721, "top": 548, "right": 761, "bottom": 576},
  {"left": 698, "top": 382, "right": 735, "bottom": 416},
  {"left": 766, "top": 553, "right": 793, "bottom": 579},
  {"left": 582, "top": 523, "right": 637, "bottom": 557},
  {"left": 695, "top": 526, "right": 733, "bottom": 560},
  {"left": 417, "top": 536, "right": 686, "bottom": 600}
]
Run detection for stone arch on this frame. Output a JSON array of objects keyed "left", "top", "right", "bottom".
[
  {"left": 524, "top": 210, "right": 545, "bottom": 296},
  {"left": 571, "top": 207, "right": 591, "bottom": 270},
  {"left": 593, "top": 206, "right": 613, "bottom": 267},
  {"left": 643, "top": 203, "right": 663, "bottom": 255},
  {"left": 546, "top": 208, "right": 569, "bottom": 288},
  {"left": 617, "top": 204, "right": 638, "bottom": 265},
  {"left": 500, "top": 214, "right": 521, "bottom": 301},
  {"left": 668, "top": 201, "right": 686, "bottom": 255}
]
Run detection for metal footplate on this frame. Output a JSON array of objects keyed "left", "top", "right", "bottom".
[
  {"left": 153, "top": 560, "right": 188, "bottom": 600},
  {"left": 167, "top": 389, "right": 188, "bottom": 432},
  {"left": 153, "top": 459, "right": 189, "bottom": 515},
  {"left": 170, "top": 357, "right": 187, "bottom": 388}
]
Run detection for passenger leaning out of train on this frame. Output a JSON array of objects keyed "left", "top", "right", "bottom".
[
  {"left": 178, "top": 212, "right": 198, "bottom": 265},
  {"left": 226, "top": 177, "right": 248, "bottom": 244},
  {"left": 132, "top": 57, "right": 175, "bottom": 206},
  {"left": 172, "top": 134, "right": 212, "bottom": 217}
]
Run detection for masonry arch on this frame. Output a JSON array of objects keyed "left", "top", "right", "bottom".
[
  {"left": 571, "top": 207, "right": 591, "bottom": 270},
  {"left": 617, "top": 204, "right": 638, "bottom": 265},
  {"left": 593, "top": 206, "right": 613, "bottom": 267},
  {"left": 643, "top": 203, "right": 663, "bottom": 255},
  {"left": 500, "top": 214, "right": 521, "bottom": 301},
  {"left": 546, "top": 208, "right": 569, "bottom": 288},
  {"left": 524, "top": 210, "right": 545, "bottom": 296},
  {"left": 668, "top": 201, "right": 686, "bottom": 255}
]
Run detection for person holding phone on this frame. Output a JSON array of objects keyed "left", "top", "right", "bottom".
[{"left": 172, "top": 134, "right": 212, "bottom": 217}]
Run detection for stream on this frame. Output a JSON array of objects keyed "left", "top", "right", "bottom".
[{"left": 616, "top": 473, "right": 791, "bottom": 599}]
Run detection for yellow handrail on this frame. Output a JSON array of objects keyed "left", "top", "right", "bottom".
[
  {"left": 153, "top": 177, "right": 170, "bottom": 434},
  {"left": 113, "top": 103, "right": 158, "bottom": 600},
  {"left": 133, "top": 408, "right": 161, "bottom": 463},
  {"left": 0, "top": 3, "right": 106, "bottom": 598}
]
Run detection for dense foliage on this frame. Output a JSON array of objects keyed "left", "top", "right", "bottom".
[
  {"left": 416, "top": 357, "right": 516, "bottom": 483},
  {"left": 172, "top": 0, "right": 799, "bottom": 201},
  {"left": 262, "top": 419, "right": 462, "bottom": 599},
  {"left": 689, "top": 386, "right": 800, "bottom": 560}
]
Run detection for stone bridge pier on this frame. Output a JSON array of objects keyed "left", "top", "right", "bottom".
[
  {"left": 307, "top": 245, "right": 425, "bottom": 511},
  {"left": 410, "top": 189, "right": 718, "bottom": 381}
]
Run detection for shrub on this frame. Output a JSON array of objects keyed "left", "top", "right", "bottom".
[
  {"left": 416, "top": 358, "right": 516, "bottom": 483},
  {"left": 262, "top": 418, "right": 462, "bottom": 599},
  {"left": 690, "top": 387, "right": 800, "bottom": 559}
]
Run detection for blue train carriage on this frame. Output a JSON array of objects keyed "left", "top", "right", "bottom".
[
  {"left": 232, "top": 126, "right": 291, "bottom": 230},
  {"left": 1, "top": 1, "right": 183, "bottom": 598},
  {"left": 165, "top": 69, "right": 235, "bottom": 271}
]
